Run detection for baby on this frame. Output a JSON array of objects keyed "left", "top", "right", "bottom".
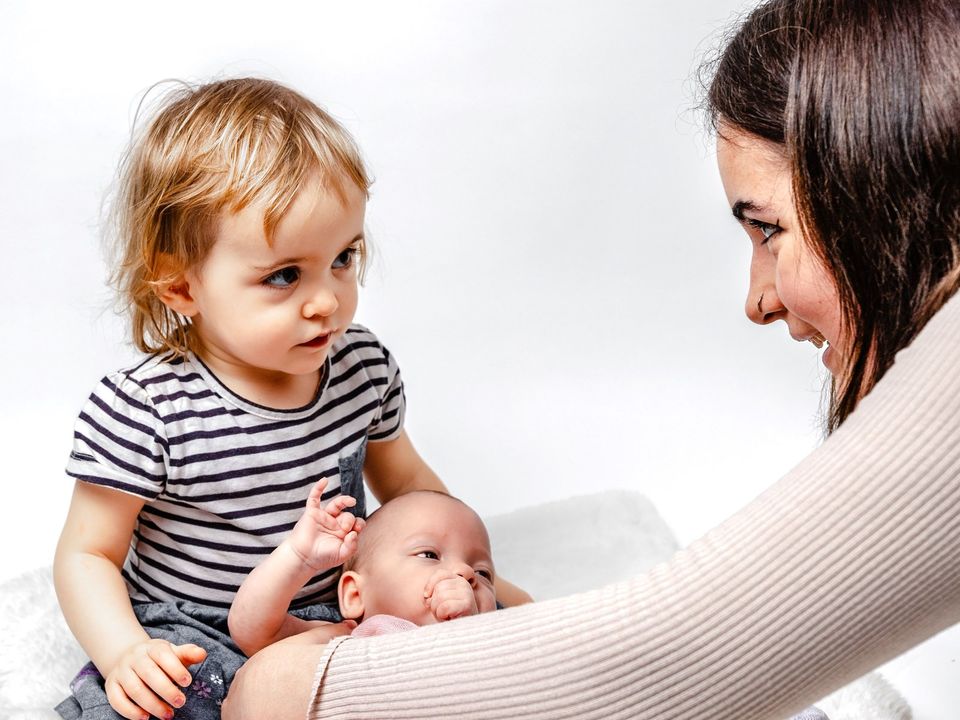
[{"left": 229, "top": 484, "right": 497, "bottom": 654}]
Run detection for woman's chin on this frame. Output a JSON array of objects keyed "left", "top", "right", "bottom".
[{"left": 821, "top": 344, "right": 838, "bottom": 375}]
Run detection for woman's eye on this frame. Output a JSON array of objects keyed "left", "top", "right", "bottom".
[
  {"left": 477, "top": 569, "right": 493, "bottom": 581},
  {"left": 416, "top": 550, "right": 439, "bottom": 560},
  {"left": 746, "top": 218, "right": 782, "bottom": 243},
  {"left": 263, "top": 266, "right": 300, "bottom": 288},
  {"left": 332, "top": 247, "right": 357, "bottom": 269}
]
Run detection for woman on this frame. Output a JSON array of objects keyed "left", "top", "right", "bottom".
[{"left": 224, "top": 1, "right": 960, "bottom": 717}]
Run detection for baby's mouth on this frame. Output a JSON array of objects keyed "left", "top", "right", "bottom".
[{"left": 809, "top": 333, "right": 826, "bottom": 349}]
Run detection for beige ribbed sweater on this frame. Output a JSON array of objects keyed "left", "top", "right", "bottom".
[{"left": 308, "top": 290, "right": 960, "bottom": 720}]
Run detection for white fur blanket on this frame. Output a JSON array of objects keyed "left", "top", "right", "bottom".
[{"left": 0, "top": 491, "right": 911, "bottom": 720}]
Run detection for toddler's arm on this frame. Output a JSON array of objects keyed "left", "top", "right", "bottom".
[
  {"left": 54, "top": 482, "right": 206, "bottom": 720},
  {"left": 364, "top": 429, "right": 447, "bottom": 499},
  {"left": 228, "top": 479, "right": 364, "bottom": 657}
]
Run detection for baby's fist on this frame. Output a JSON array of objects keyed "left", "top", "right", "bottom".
[{"left": 423, "top": 570, "right": 478, "bottom": 622}]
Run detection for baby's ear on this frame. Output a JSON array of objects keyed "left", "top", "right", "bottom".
[
  {"left": 154, "top": 254, "right": 198, "bottom": 317},
  {"left": 338, "top": 571, "right": 365, "bottom": 621}
]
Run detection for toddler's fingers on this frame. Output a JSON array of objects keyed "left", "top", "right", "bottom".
[
  {"left": 134, "top": 652, "right": 185, "bottom": 709},
  {"left": 117, "top": 671, "right": 173, "bottom": 720},
  {"left": 171, "top": 642, "right": 207, "bottom": 669},
  {"left": 149, "top": 642, "right": 194, "bottom": 688},
  {"left": 105, "top": 677, "right": 150, "bottom": 720}
]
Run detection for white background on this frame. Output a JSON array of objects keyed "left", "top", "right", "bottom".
[{"left": 0, "top": 1, "right": 955, "bottom": 717}]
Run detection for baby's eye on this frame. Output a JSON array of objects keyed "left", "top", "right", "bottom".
[
  {"left": 416, "top": 550, "right": 439, "bottom": 560},
  {"left": 332, "top": 247, "right": 357, "bottom": 269},
  {"left": 476, "top": 569, "right": 494, "bottom": 581},
  {"left": 263, "top": 266, "right": 301, "bottom": 288},
  {"left": 745, "top": 218, "right": 782, "bottom": 243}
]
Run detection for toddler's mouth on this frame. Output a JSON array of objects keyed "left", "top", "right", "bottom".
[{"left": 299, "top": 332, "right": 333, "bottom": 348}]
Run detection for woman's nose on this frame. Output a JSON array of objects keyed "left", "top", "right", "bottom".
[
  {"left": 745, "top": 288, "right": 785, "bottom": 325},
  {"left": 302, "top": 286, "right": 338, "bottom": 318},
  {"left": 745, "top": 252, "right": 785, "bottom": 325}
]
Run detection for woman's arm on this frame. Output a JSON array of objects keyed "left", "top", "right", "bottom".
[{"left": 225, "top": 290, "right": 960, "bottom": 720}]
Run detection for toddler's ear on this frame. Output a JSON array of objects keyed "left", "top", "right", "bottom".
[
  {"left": 154, "top": 254, "right": 198, "bottom": 317},
  {"left": 338, "top": 571, "right": 365, "bottom": 621}
]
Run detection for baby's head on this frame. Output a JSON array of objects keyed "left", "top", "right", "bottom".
[
  {"left": 110, "top": 77, "right": 371, "bottom": 358},
  {"left": 338, "top": 491, "right": 497, "bottom": 624}
]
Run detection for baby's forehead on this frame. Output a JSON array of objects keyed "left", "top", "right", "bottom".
[{"left": 365, "top": 492, "right": 489, "bottom": 546}]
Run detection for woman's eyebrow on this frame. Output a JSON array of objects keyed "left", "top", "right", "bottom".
[{"left": 731, "top": 200, "right": 767, "bottom": 220}]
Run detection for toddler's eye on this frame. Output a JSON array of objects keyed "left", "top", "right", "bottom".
[
  {"left": 332, "top": 247, "right": 357, "bottom": 269},
  {"left": 416, "top": 550, "right": 439, "bottom": 560},
  {"left": 263, "top": 266, "right": 300, "bottom": 288}
]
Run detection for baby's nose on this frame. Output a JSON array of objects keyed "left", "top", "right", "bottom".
[{"left": 455, "top": 565, "right": 477, "bottom": 587}]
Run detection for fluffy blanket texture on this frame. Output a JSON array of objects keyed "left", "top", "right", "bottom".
[{"left": 0, "top": 491, "right": 910, "bottom": 719}]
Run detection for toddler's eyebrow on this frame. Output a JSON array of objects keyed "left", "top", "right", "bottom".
[
  {"left": 252, "top": 235, "right": 364, "bottom": 272},
  {"left": 253, "top": 257, "right": 307, "bottom": 272}
]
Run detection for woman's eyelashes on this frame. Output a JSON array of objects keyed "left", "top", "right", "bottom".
[
  {"left": 745, "top": 217, "right": 782, "bottom": 243},
  {"left": 263, "top": 266, "right": 301, "bottom": 288}
]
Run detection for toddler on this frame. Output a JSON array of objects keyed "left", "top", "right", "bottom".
[
  {"left": 228, "top": 485, "right": 498, "bottom": 656},
  {"left": 52, "top": 78, "right": 526, "bottom": 720}
]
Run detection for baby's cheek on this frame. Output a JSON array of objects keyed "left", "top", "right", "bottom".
[{"left": 479, "top": 591, "right": 498, "bottom": 613}]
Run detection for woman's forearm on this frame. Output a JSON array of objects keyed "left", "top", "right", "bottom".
[{"left": 283, "top": 290, "right": 960, "bottom": 719}]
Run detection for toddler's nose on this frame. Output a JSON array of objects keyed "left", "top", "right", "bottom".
[{"left": 303, "top": 287, "right": 338, "bottom": 318}]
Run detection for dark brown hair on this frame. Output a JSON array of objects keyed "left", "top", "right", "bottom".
[{"left": 705, "top": 0, "right": 960, "bottom": 431}]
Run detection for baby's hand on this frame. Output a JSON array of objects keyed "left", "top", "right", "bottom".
[
  {"left": 286, "top": 478, "right": 365, "bottom": 571},
  {"left": 423, "top": 569, "right": 479, "bottom": 622},
  {"left": 105, "top": 639, "right": 206, "bottom": 720}
]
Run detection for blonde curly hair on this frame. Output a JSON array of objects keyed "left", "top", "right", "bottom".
[{"left": 108, "top": 77, "right": 371, "bottom": 356}]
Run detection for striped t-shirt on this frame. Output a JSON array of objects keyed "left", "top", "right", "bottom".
[{"left": 66, "top": 325, "right": 404, "bottom": 609}]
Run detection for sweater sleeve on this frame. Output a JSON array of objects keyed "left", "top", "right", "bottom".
[{"left": 309, "top": 291, "right": 960, "bottom": 720}]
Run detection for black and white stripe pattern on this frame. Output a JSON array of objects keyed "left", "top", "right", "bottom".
[{"left": 67, "top": 325, "right": 404, "bottom": 608}]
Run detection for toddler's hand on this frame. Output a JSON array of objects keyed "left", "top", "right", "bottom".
[
  {"left": 105, "top": 639, "right": 206, "bottom": 720},
  {"left": 287, "top": 478, "right": 365, "bottom": 571},
  {"left": 424, "top": 569, "right": 479, "bottom": 622}
]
